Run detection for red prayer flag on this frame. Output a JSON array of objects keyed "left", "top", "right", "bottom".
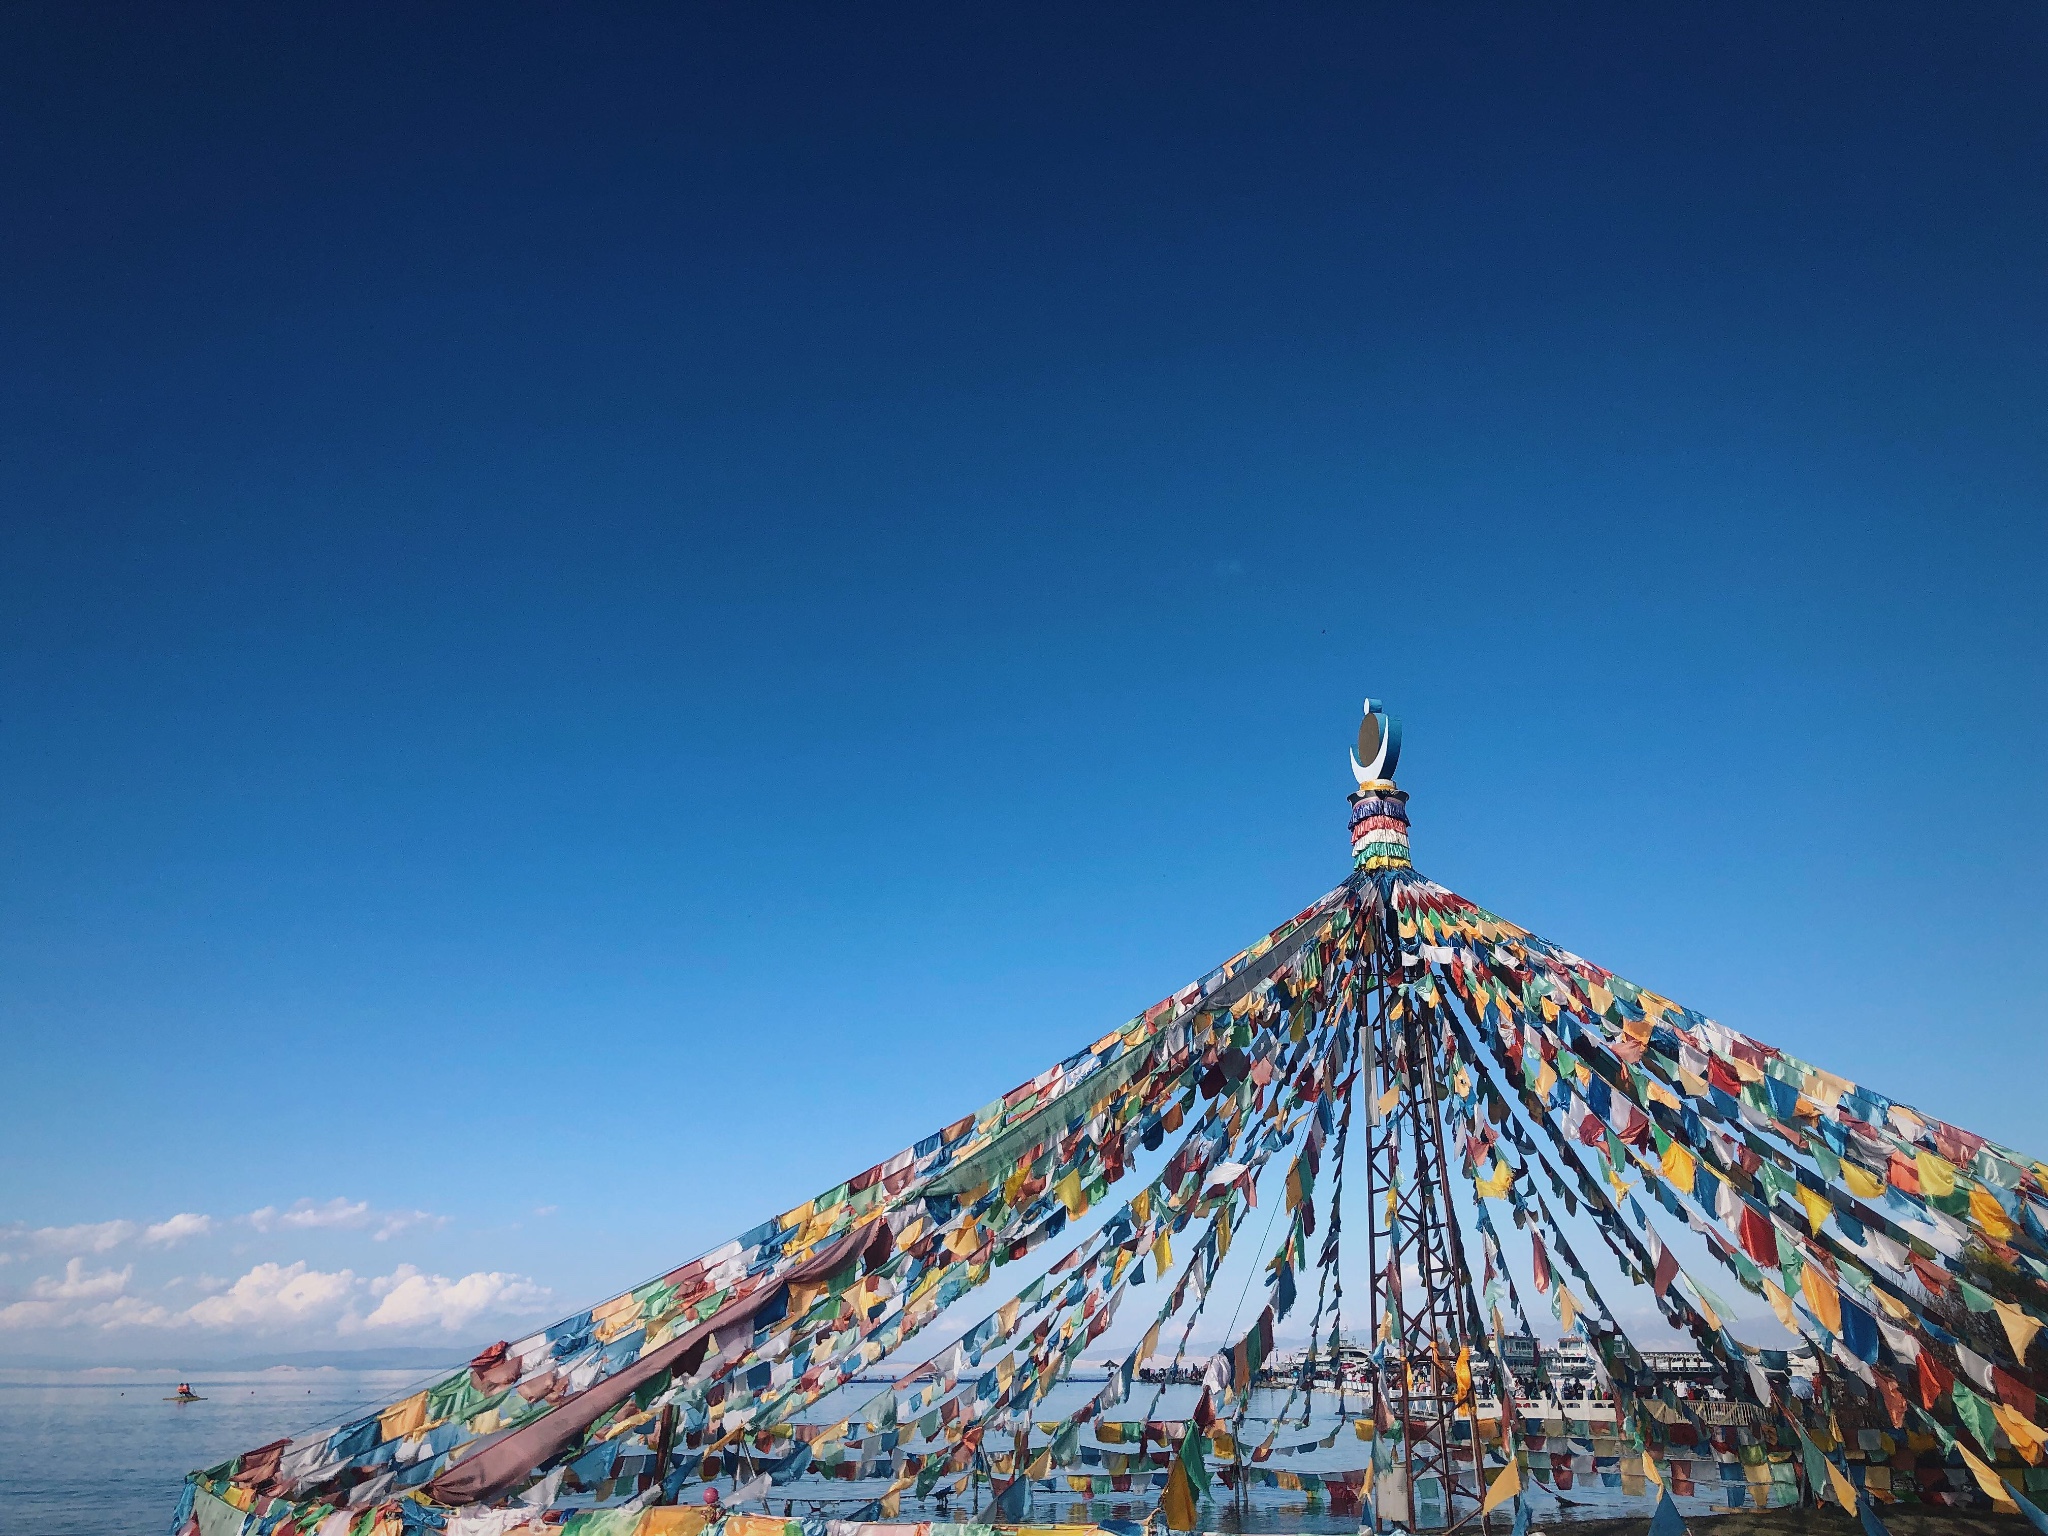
[
  {"left": 1917, "top": 1350, "right": 1954, "bottom": 1410},
  {"left": 1994, "top": 1367, "right": 2038, "bottom": 1422},
  {"left": 1888, "top": 1153, "right": 1921, "bottom": 1195},
  {"left": 1876, "top": 1369, "right": 1908, "bottom": 1429},
  {"left": 1651, "top": 1237, "right": 1679, "bottom": 1299},
  {"left": 1738, "top": 1203, "right": 1780, "bottom": 1265}
]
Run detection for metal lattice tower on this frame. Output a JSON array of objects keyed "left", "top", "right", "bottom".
[{"left": 1350, "top": 706, "right": 1493, "bottom": 1532}]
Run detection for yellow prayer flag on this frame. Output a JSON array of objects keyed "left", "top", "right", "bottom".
[
  {"left": 1377, "top": 1084, "right": 1401, "bottom": 1117},
  {"left": 1993, "top": 1401, "right": 2048, "bottom": 1466},
  {"left": 1970, "top": 1187, "right": 2015, "bottom": 1241},
  {"left": 1841, "top": 1162, "right": 1884, "bottom": 1200},
  {"left": 1956, "top": 1440, "right": 2018, "bottom": 1509},
  {"left": 1915, "top": 1151, "right": 1958, "bottom": 1199},
  {"left": 1475, "top": 1158, "right": 1512, "bottom": 1200},
  {"left": 380, "top": 1390, "right": 430, "bottom": 1441},
  {"left": 1823, "top": 1455, "right": 1860, "bottom": 1510},
  {"left": 1152, "top": 1230, "right": 1173, "bottom": 1276},
  {"left": 1481, "top": 1456, "right": 1521, "bottom": 1514},
  {"left": 1800, "top": 1263, "right": 1843, "bottom": 1336},
  {"left": 1160, "top": 1455, "right": 1198, "bottom": 1531},
  {"left": 1660, "top": 1142, "right": 1696, "bottom": 1194},
  {"left": 1796, "top": 1185, "right": 1834, "bottom": 1235},
  {"left": 1558, "top": 1289, "right": 1578, "bottom": 1329},
  {"left": 1763, "top": 1279, "right": 1799, "bottom": 1332},
  {"left": 1054, "top": 1169, "right": 1086, "bottom": 1217},
  {"left": 1995, "top": 1300, "right": 2044, "bottom": 1364},
  {"left": 635, "top": 1510, "right": 713, "bottom": 1536}
]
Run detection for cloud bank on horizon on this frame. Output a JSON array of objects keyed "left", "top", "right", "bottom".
[{"left": 0, "top": 1197, "right": 551, "bottom": 1353}]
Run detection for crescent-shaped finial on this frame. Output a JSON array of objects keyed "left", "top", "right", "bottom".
[{"left": 1350, "top": 700, "right": 1401, "bottom": 784}]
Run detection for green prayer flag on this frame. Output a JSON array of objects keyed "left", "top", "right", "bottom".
[
  {"left": 1954, "top": 1381, "right": 2002, "bottom": 1459},
  {"left": 1179, "top": 1423, "right": 1212, "bottom": 1498},
  {"left": 1778, "top": 1245, "right": 1804, "bottom": 1295}
]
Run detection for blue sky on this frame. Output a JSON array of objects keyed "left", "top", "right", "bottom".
[{"left": 2, "top": 3, "right": 2044, "bottom": 1364}]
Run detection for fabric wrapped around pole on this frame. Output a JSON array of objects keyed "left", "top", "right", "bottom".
[{"left": 427, "top": 1223, "right": 873, "bottom": 1506}]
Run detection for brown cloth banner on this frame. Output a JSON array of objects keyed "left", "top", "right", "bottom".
[{"left": 427, "top": 1223, "right": 874, "bottom": 1507}]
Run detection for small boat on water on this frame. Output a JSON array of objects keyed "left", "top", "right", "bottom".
[{"left": 165, "top": 1383, "right": 205, "bottom": 1403}]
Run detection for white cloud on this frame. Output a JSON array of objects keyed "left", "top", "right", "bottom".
[
  {"left": 81, "top": 1295, "right": 174, "bottom": 1329},
  {"left": 0, "top": 1250, "right": 547, "bottom": 1341},
  {"left": 0, "top": 1295, "right": 159, "bottom": 1330},
  {"left": 175, "top": 1259, "right": 546, "bottom": 1336},
  {"left": 372, "top": 1210, "right": 449, "bottom": 1242},
  {"left": 361, "top": 1265, "right": 551, "bottom": 1332},
  {"left": 3, "top": 1220, "right": 140, "bottom": 1255},
  {"left": 2, "top": 1201, "right": 446, "bottom": 1264},
  {"left": 142, "top": 1213, "right": 214, "bottom": 1246},
  {"left": 1, "top": 1298, "right": 66, "bottom": 1330},
  {"left": 243, "top": 1198, "right": 448, "bottom": 1240},
  {"left": 0, "top": 1259, "right": 169, "bottom": 1331},
  {"left": 246, "top": 1198, "right": 371, "bottom": 1234},
  {"left": 183, "top": 1261, "right": 359, "bottom": 1331},
  {"left": 32, "top": 1259, "right": 132, "bottom": 1301}
]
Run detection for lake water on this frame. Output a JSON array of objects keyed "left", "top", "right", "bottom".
[
  {"left": 0, "top": 1374, "right": 1694, "bottom": 1536},
  {"left": 0, "top": 1370, "right": 425, "bottom": 1536}
]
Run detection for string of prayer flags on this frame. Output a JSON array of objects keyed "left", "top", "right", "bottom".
[{"left": 177, "top": 731, "right": 2048, "bottom": 1536}]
